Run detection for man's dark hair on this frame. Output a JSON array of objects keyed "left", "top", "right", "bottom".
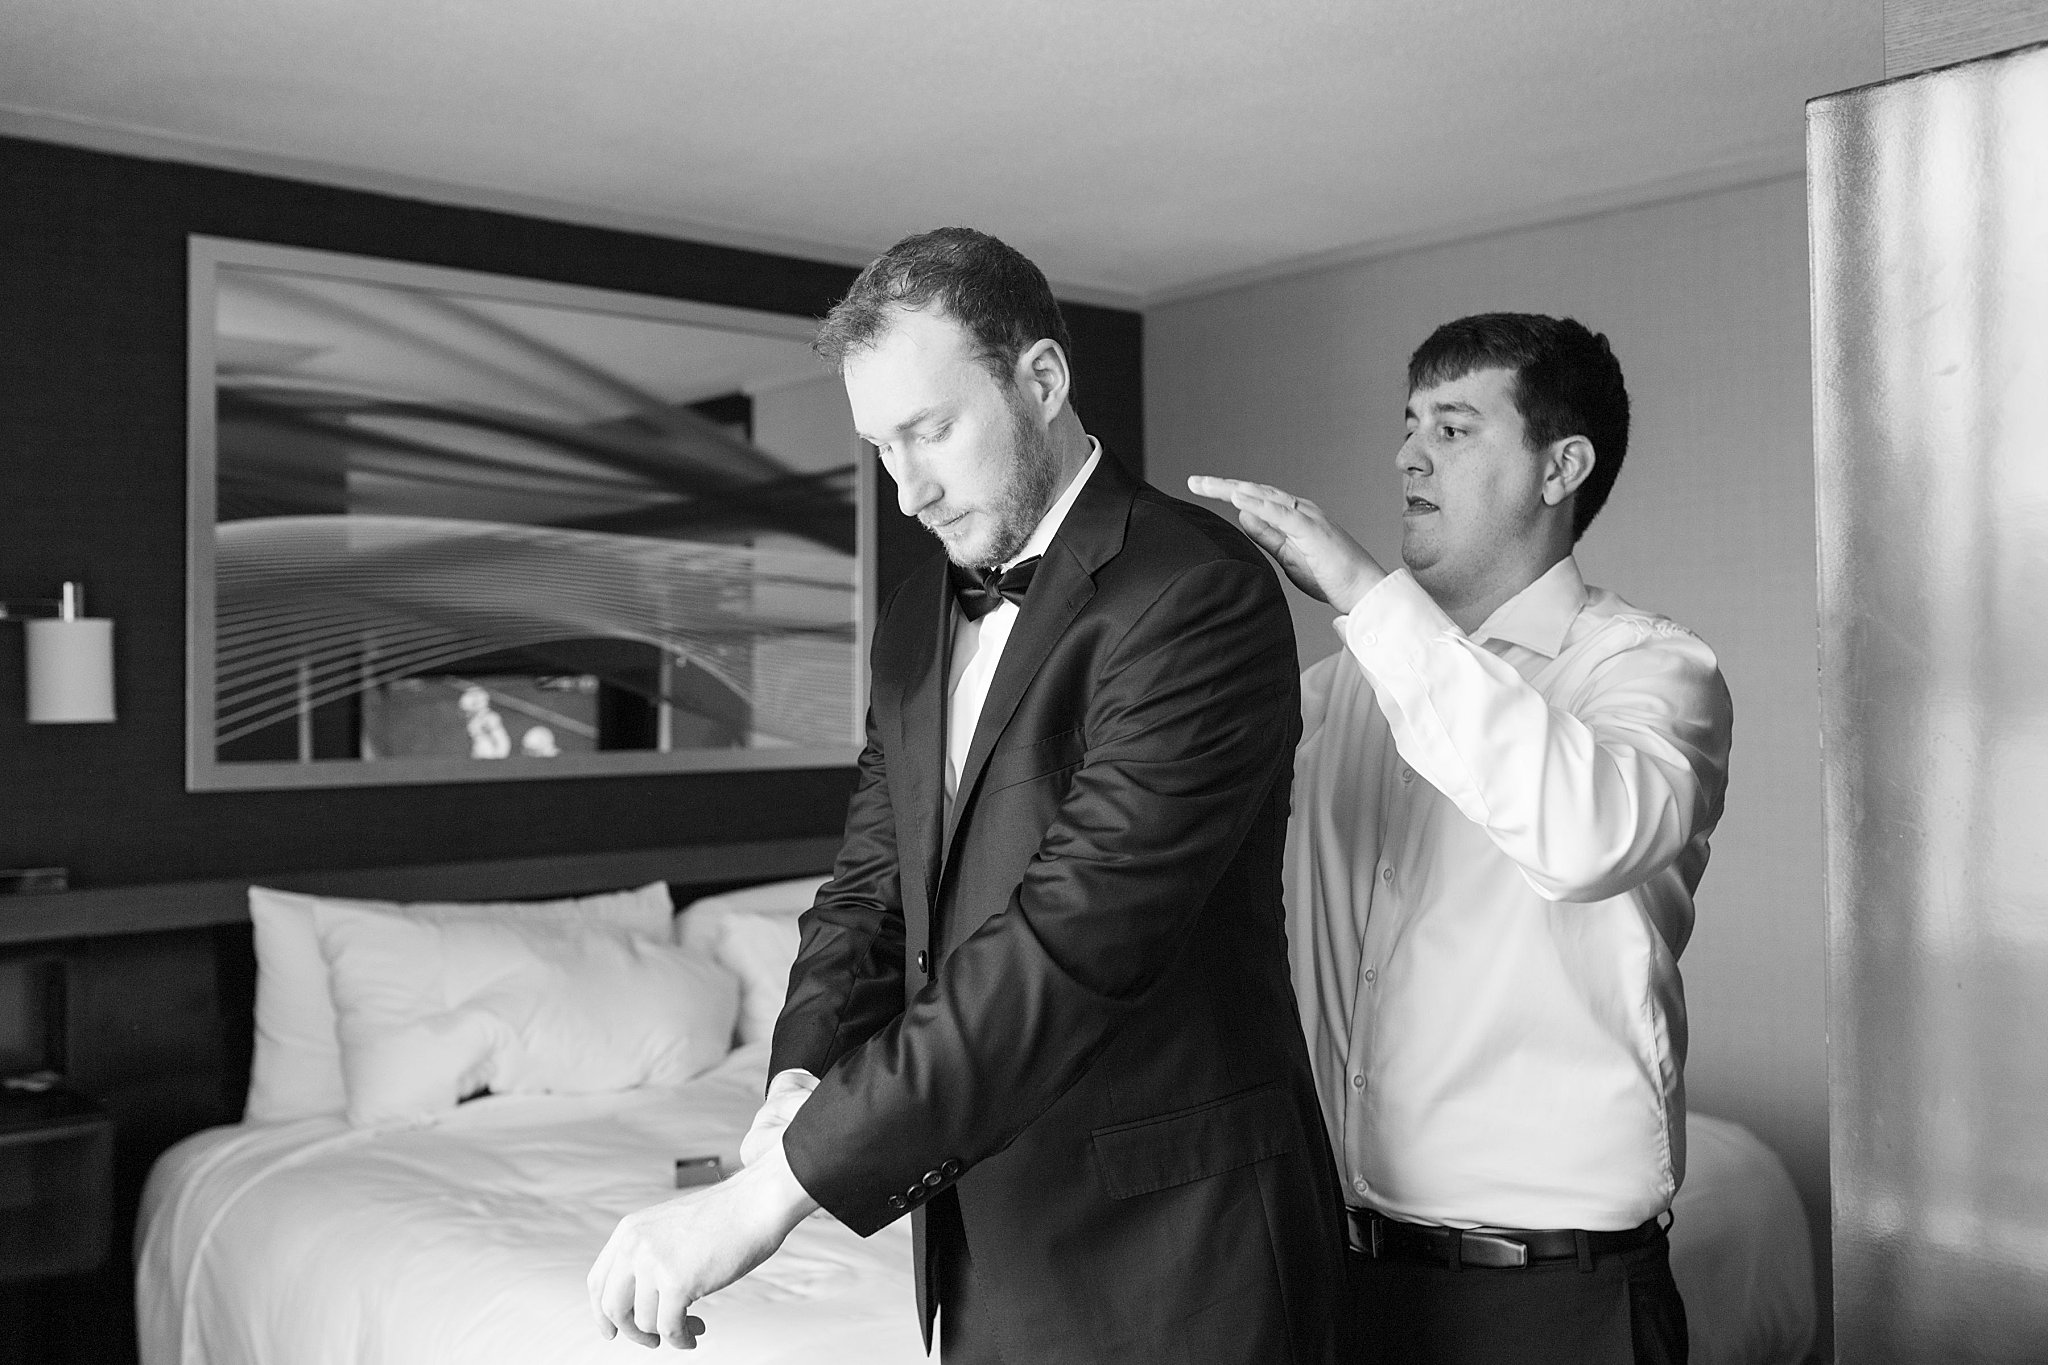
[
  {"left": 814, "top": 227, "right": 1075, "bottom": 393},
  {"left": 1407, "top": 313, "right": 1630, "bottom": 540}
]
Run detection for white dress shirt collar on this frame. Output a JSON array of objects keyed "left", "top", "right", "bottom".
[{"left": 1467, "top": 556, "right": 1587, "bottom": 659}]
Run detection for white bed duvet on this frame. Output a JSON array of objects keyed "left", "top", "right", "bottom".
[
  {"left": 137, "top": 1046, "right": 1812, "bottom": 1365},
  {"left": 136, "top": 1042, "right": 924, "bottom": 1365},
  {"left": 1666, "top": 1114, "right": 1816, "bottom": 1365}
]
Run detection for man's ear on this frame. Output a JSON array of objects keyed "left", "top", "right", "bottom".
[
  {"left": 1013, "top": 338, "right": 1071, "bottom": 425},
  {"left": 1541, "top": 436, "right": 1596, "bottom": 507}
]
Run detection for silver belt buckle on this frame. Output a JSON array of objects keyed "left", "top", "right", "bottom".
[{"left": 1460, "top": 1231, "right": 1530, "bottom": 1268}]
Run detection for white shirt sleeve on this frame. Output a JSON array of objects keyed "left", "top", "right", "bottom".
[
  {"left": 1336, "top": 570, "right": 1732, "bottom": 903},
  {"left": 1298, "top": 648, "right": 1347, "bottom": 749}
]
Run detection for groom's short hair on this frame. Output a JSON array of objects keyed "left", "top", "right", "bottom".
[{"left": 815, "top": 227, "right": 1074, "bottom": 390}]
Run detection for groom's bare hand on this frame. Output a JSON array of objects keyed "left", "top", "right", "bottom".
[{"left": 588, "top": 1141, "right": 819, "bottom": 1349}]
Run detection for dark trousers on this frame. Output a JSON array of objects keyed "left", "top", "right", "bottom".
[
  {"left": 1343, "top": 1227, "right": 1688, "bottom": 1365},
  {"left": 930, "top": 1189, "right": 1008, "bottom": 1365}
]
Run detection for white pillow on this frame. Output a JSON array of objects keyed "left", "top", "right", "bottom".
[
  {"left": 243, "top": 882, "right": 674, "bottom": 1123},
  {"left": 677, "top": 876, "right": 826, "bottom": 1046},
  {"left": 313, "top": 901, "right": 739, "bottom": 1128}
]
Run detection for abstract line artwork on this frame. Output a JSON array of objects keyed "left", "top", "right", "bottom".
[{"left": 187, "top": 238, "right": 866, "bottom": 790}]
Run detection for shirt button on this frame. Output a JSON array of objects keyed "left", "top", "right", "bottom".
[
  {"left": 1401, "top": 767, "right": 1414, "bottom": 782},
  {"left": 1359, "top": 632, "right": 1378, "bottom": 647},
  {"left": 1364, "top": 968, "right": 1377, "bottom": 984},
  {"left": 1380, "top": 866, "right": 1393, "bottom": 884},
  {"left": 1351, "top": 1073, "right": 1365, "bottom": 1089},
  {"left": 1353, "top": 1177, "right": 1369, "bottom": 1195}
]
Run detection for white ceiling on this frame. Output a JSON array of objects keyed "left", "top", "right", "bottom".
[{"left": 0, "top": 0, "right": 1880, "bottom": 306}]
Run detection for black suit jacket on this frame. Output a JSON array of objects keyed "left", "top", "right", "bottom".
[{"left": 771, "top": 453, "right": 1345, "bottom": 1363}]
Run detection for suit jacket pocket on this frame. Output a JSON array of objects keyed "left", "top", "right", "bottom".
[
  {"left": 1090, "top": 1081, "right": 1299, "bottom": 1200},
  {"left": 979, "top": 726, "right": 1086, "bottom": 796}
]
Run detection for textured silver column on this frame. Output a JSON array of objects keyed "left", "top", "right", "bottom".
[{"left": 1811, "top": 40, "right": 2048, "bottom": 1361}]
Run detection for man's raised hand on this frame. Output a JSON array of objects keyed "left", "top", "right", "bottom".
[{"left": 1186, "top": 476, "right": 1386, "bottom": 614}]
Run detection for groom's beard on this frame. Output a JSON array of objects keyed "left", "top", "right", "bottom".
[{"left": 941, "top": 400, "right": 1064, "bottom": 571}]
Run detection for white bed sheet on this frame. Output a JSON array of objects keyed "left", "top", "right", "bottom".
[
  {"left": 136, "top": 1042, "right": 925, "bottom": 1365},
  {"left": 138, "top": 1052, "right": 1812, "bottom": 1365}
]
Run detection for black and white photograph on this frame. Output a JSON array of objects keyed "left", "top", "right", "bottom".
[{"left": 1, "top": 4, "right": 2044, "bottom": 1364}]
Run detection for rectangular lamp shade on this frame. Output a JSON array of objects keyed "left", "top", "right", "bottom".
[{"left": 26, "top": 617, "right": 115, "bottom": 723}]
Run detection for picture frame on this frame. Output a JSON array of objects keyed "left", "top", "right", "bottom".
[{"left": 185, "top": 236, "right": 872, "bottom": 792}]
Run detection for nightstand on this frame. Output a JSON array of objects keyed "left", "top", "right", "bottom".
[{"left": 0, "top": 1083, "right": 113, "bottom": 1283}]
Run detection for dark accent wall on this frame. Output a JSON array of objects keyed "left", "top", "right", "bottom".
[{"left": 0, "top": 135, "right": 1142, "bottom": 891}]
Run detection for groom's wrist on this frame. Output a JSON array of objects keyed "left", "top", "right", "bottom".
[{"left": 743, "top": 1139, "right": 822, "bottom": 1229}]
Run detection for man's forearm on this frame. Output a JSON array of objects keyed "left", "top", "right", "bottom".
[
  {"left": 767, "top": 714, "right": 909, "bottom": 1079},
  {"left": 749, "top": 1137, "right": 823, "bottom": 1225},
  {"left": 1340, "top": 571, "right": 1730, "bottom": 900}
]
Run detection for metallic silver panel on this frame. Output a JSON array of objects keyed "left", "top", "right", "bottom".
[{"left": 1811, "top": 41, "right": 2048, "bottom": 1361}]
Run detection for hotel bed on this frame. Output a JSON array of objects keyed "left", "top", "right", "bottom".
[
  {"left": 136, "top": 1039, "right": 921, "bottom": 1365},
  {"left": 134, "top": 879, "right": 1816, "bottom": 1365}
]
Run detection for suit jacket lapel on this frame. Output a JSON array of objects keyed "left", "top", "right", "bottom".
[
  {"left": 893, "top": 555, "right": 952, "bottom": 918},
  {"left": 939, "top": 453, "right": 1137, "bottom": 856}
]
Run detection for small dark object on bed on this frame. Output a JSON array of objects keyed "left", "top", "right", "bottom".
[{"left": 673, "top": 1155, "right": 726, "bottom": 1188}]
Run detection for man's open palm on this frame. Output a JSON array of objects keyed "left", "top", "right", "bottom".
[{"left": 1186, "top": 476, "right": 1385, "bottom": 614}]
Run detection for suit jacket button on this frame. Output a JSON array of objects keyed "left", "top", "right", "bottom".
[
  {"left": 916, "top": 949, "right": 929, "bottom": 973},
  {"left": 923, "top": 1170, "right": 944, "bottom": 1188},
  {"left": 941, "top": 1159, "right": 962, "bottom": 1178},
  {"left": 887, "top": 1194, "right": 907, "bottom": 1210}
]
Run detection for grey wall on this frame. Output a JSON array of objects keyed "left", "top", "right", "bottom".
[{"left": 1145, "top": 174, "right": 1830, "bottom": 1333}]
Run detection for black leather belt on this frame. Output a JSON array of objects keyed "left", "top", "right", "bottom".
[{"left": 1345, "top": 1207, "right": 1668, "bottom": 1270}]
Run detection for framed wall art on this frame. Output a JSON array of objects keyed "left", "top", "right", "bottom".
[{"left": 186, "top": 236, "right": 871, "bottom": 791}]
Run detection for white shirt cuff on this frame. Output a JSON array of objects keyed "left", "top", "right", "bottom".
[{"left": 1333, "top": 568, "right": 1460, "bottom": 662}]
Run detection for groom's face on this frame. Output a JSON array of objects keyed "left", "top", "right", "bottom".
[{"left": 844, "top": 307, "right": 1059, "bottom": 569}]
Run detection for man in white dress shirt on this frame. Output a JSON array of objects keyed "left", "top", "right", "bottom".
[{"left": 1193, "top": 313, "right": 1732, "bottom": 1365}]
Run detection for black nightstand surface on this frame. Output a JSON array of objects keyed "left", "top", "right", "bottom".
[
  {"left": 0, "top": 1083, "right": 114, "bottom": 1287},
  {"left": 0, "top": 1084, "right": 106, "bottom": 1135}
]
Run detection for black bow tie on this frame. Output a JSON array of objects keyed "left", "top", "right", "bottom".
[{"left": 950, "top": 556, "right": 1041, "bottom": 622}]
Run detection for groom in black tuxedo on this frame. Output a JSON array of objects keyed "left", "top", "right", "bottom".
[{"left": 589, "top": 228, "right": 1345, "bottom": 1363}]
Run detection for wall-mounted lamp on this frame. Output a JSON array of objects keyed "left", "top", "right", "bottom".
[{"left": 0, "top": 582, "right": 115, "bottom": 724}]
